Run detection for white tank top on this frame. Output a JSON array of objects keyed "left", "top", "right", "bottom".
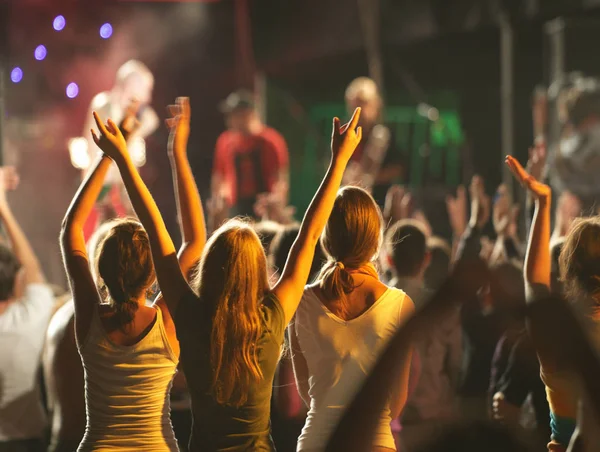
[
  {"left": 77, "top": 306, "right": 179, "bottom": 451},
  {"left": 294, "top": 286, "right": 408, "bottom": 451}
]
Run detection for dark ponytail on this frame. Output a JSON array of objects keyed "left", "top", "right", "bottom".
[{"left": 97, "top": 219, "right": 156, "bottom": 329}]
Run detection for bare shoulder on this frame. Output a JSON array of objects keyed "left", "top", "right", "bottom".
[{"left": 46, "top": 300, "right": 75, "bottom": 342}]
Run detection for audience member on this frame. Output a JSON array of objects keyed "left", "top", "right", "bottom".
[
  {"left": 290, "top": 186, "right": 414, "bottom": 451},
  {"left": 107, "top": 106, "right": 363, "bottom": 450},
  {"left": 43, "top": 221, "right": 114, "bottom": 452},
  {"left": 386, "top": 220, "right": 462, "bottom": 451},
  {"left": 0, "top": 167, "right": 55, "bottom": 452}
]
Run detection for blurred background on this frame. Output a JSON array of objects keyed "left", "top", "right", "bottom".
[{"left": 4, "top": 0, "right": 600, "bottom": 287}]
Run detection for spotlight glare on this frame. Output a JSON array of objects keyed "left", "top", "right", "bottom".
[
  {"left": 34, "top": 45, "right": 47, "bottom": 61},
  {"left": 99, "top": 23, "right": 113, "bottom": 39},
  {"left": 53, "top": 15, "right": 66, "bottom": 31},
  {"left": 10, "top": 67, "right": 23, "bottom": 83},
  {"left": 69, "top": 137, "right": 90, "bottom": 170},
  {"left": 66, "top": 82, "right": 79, "bottom": 99}
]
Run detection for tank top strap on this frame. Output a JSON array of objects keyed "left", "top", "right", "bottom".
[{"left": 153, "top": 306, "right": 178, "bottom": 364}]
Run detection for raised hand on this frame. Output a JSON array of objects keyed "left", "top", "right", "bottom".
[
  {"left": 119, "top": 99, "right": 141, "bottom": 142},
  {"left": 91, "top": 112, "right": 128, "bottom": 161},
  {"left": 446, "top": 185, "right": 468, "bottom": 237},
  {"left": 331, "top": 107, "right": 363, "bottom": 162},
  {"left": 525, "top": 142, "right": 547, "bottom": 182},
  {"left": 505, "top": 155, "right": 551, "bottom": 201},
  {"left": 383, "top": 185, "right": 408, "bottom": 224},
  {"left": 555, "top": 191, "right": 581, "bottom": 237},
  {"left": 468, "top": 175, "right": 491, "bottom": 229},
  {"left": 493, "top": 184, "right": 519, "bottom": 237},
  {"left": 166, "top": 97, "right": 191, "bottom": 154}
]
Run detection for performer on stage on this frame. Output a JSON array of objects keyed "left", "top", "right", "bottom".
[
  {"left": 211, "top": 90, "right": 289, "bottom": 219},
  {"left": 343, "top": 77, "right": 405, "bottom": 206},
  {"left": 536, "top": 73, "right": 600, "bottom": 209},
  {"left": 75, "top": 60, "right": 159, "bottom": 238}
]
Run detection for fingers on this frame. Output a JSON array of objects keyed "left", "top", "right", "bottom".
[
  {"left": 505, "top": 155, "right": 530, "bottom": 184},
  {"left": 92, "top": 111, "right": 108, "bottom": 135},
  {"left": 348, "top": 107, "right": 361, "bottom": 131},
  {"left": 91, "top": 129, "right": 100, "bottom": 145},
  {"left": 168, "top": 105, "right": 179, "bottom": 118},
  {"left": 106, "top": 119, "right": 124, "bottom": 139},
  {"left": 178, "top": 97, "right": 190, "bottom": 117},
  {"left": 332, "top": 117, "right": 341, "bottom": 139},
  {"left": 165, "top": 117, "right": 179, "bottom": 129},
  {"left": 356, "top": 126, "right": 362, "bottom": 142},
  {"left": 339, "top": 122, "right": 351, "bottom": 134}
]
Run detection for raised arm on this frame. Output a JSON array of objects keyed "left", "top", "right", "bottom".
[
  {"left": 506, "top": 155, "right": 551, "bottom": 297},
  {"left": 60, "top": 155, "right": 112, "bottom": 342},
  {"left": 0, "top": 167, "right": 44, "bottom": 286},
  {"left": 166, "top": 97, "right": 206, "bottom": 277},
  {"left": 91, "top": 112, "right": 192, "bottom": 315},
  {"left": 272, "top": 108, "right": 363, "bottom": 324}
]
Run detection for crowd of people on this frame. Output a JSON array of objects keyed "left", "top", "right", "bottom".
[{"left": 2, "top": 67, "right": 600, "bottom": 452}]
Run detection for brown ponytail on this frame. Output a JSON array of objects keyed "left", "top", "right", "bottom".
[
  {"left": 318, "top": 187, "right": 383, "bottom": 314},
  {"left": 96, "top": 219, "right": 156, "bottom": 329}
]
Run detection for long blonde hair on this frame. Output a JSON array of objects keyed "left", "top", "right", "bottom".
[
  {"left": 319, "top": 187, "right": 383, "bottom": 315},
  {"left": 191, "top": 219, "right": 270, "bottom": 407},
  {"left": 559, "top": 216, "right": 600, "bottom": 304}
]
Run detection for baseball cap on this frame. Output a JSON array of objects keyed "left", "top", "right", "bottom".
[{"left": 219, "top": 90, "right": 255, "bottom": 114}]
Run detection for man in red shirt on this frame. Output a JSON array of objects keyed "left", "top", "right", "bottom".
[{"left": 211, "top": 90, "right": 289, "bottom": 219}]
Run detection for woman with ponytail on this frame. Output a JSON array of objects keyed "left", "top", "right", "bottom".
[
  {"left": 60, "top": 98, "right": 204, "bottom": 450},
  {"left": 92, "top": 103, "right": 363, "bottom": 451},
  {"left": 289, "top": 186, "right": 415, "bottom": 452}
]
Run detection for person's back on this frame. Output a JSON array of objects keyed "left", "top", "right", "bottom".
[
  {"left": 295, "top": 279, "right": 410, "bottom": 451},
  {"left": 0, "top": 166, "right": 54, "bottom": 452},
  {"left": 176, "top": 289, "right": 285, "bottom": 451},
  {"left": 78, "top": 303, "right": 178, "bottom": 450},
  {"left": 43, "top": 301, "right": 86, "bottom": 452},
  {"left": 0, "top": 282, "right": 54, "bottom": 448},
  {"left": 289, "top": 186, "right": 414, "bottom": 452},
  {"left": 385, "top": 221, "right": 462, "bottom": 425}
]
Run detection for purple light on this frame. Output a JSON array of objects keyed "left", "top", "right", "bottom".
[
  {"left": 10, "top": 67, "right": 23, "bottom": 83},
  {"left": 34, "top": 45, "right": 47, "bottom": 61},
  {"left": 53, "top": 15, "right": 66, "bottom": 31},
  {"left": 99, "top": 23, "right": 113, "bottom": 39},
  {"left": 66, "top": 82, "right": 79, "bottom": 99}
]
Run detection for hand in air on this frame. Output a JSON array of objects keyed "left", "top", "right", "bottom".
[
  {"left": 493, "top": 184, "right": 519, "bottom": 237},
  {"left": 331, "top": 107, "right": 363, "bottom": 162},
  {"left": 91, "top": 111, "right": 128, "bottom": 161},
  {"left": 446, "top": 185, "right": 468, "bottom": 236},
  {"left": 119, "top": 99, "right": 141, "bottom": 142},
  {"left": 526, "top": 142, "right": 547, "bottom": 182},
  {"left": 166, "top": 97, "right": 191, "bottom": 153},
  {"left": 505, "top": 155, "right": 551, "bottom": 201},
  {"left": 469, "top": 175, "right": 491, "bottom": 229}
]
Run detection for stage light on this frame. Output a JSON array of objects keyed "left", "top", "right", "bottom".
[
  {"left": 66, "top": 82, "right": 79, "bottom": 99},
  {"left": 10, "top": 67, "right": 23, "bottom": 83},
  {"left": 69, "top": 138, "right": 90, "bottom": 170},
  {"left": 99, "top": 23, "right": 113, "bottom": 39},
  {"left": 34, "top": 45, "right": 47, "bottom": 61},
  {"left": 129, "top": 137, "right": 147, "bottom": 167},
  {"left": 53, "top": 15, "right": 66, "bottom": 31}
]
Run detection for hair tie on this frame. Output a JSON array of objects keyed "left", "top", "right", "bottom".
[{"left": 336, "top": 261, "right": 345, "bottom": 271}]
